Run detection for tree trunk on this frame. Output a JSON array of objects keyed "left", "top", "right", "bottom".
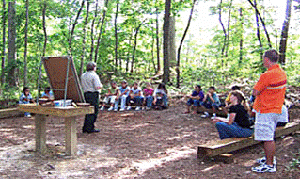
[
  {"left": 1, "top": 0, "right": 6, "bottom": 85},
  {"left": 42, "top": 1, "right": 47, "bottom": 57},
  {"left": 279, "top": 0, "right": 292, "bottom": 65},
  {"left": 247, "top": 0, "right": 272, "bottom": 48},
  {"left": 168, "top": 16, "right": 176, "bottom": 68},
  {"left": 239, "top": 7, "right": 244, "bottom": 66},
  {"left": 225, "top": 0, "right": 233, "bottom": 57},
  {"left": 7, "top": 1, "right": 16, "bottom": 87},
  {"left": 80, "top": 0, "right": 90, "bottom": 77},
  {"left": 218, "top": 0, "right": 227, "bottom": 58},
  {"left": 126, "top": 32, "right": 133, "bottom": 73},
  {"left": 89, "top": 0, "right": 98, "bottom": 61},
  {"left": 156, "top": 6, "right": 161, "bottom": 72},
  {"left": 114, "top": 0, "right": 119, "bottom": 73},
  {"left": 177, "top": 0, "right": 196, "bottom": 88},
  {"left": 23, "top": 0, "right": 29, "bottom": 87},
  {"left": 131, "top": 21, "right": 144, "bottom": 73},
  {"left": 95, "top": 0, "right": 109, "bottom": 63},
  {"left": 254, "top": 0, "right": 263, "bottom": 59},
  {"left": 69, "top": 0, "right": 85, "bottom": 56},
  {"left": 163, "top": 0, "right": 171, "bottom": 84},
  {"left": 151, "top": 26, "right": 157, "bottom": 73}
]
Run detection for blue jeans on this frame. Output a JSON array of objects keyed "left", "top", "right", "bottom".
[
  {"left": 128, "top": 96, "right": 144, "bottom": 106},
  {"left": 145, "top": 96, "right": 153, "bottom": 107},
  {"left": 200, "top": 101, "right": 220, "bottom": 109},
  {"left": 20, "top": 101, "right": 31, "bottom": 116},
  {"left": 155, "top": 95, "right": 168, "bottom": 107},
  {"left": 187, "top": 99, "right": 200, "bottom": 106},
  {"left": 115, "top": 95, "right": 128, "bottom": 109},
  {"left": 215, "top": 122, "right": 253, "bottom": 139}
]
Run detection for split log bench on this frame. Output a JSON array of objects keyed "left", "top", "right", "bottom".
[
  {"left": 197, "top": 122, "right": 300, "bottom": 159},
  {"left": 18, "top": 104, "right": 94, "bottom": 156},
  {"left": 0, "top": 107, "right": 23, "bottom": 119}
]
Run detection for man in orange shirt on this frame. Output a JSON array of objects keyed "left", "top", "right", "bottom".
[{"left": 251, "top": 50, "right": 287, "bottom": 173}]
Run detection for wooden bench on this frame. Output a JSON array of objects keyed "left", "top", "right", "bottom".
[
  {"left": 197, "top": 122, "right": 300, "bottom": 159},
  {"left": 0, "top": 107, "right": 23, "bottom": 119}
]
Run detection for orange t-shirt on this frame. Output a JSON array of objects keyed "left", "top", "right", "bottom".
[{"left": 253, "top": 64, "right": 287, "bottom": 114}]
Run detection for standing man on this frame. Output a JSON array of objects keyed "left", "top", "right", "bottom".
[
  {"left": 251, "top": 50, "right": 287, "bottom": 173},
  {"left": 81, "top": 62, "right": 103, "bottom": 133}
]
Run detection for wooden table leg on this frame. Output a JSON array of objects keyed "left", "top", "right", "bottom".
[
  {"left": 35, "top": 114, "right": 47, "bottom": 154},
  {"left": 65, "top": 117, "right": 77, "bottom": 156}
]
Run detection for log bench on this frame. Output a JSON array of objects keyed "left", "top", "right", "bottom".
[
  {"left": 197, "top": 122, "right": 300, "bottom": 159},
  {"left": 0, "top": 107, "right": 23, "bottom": 119}
]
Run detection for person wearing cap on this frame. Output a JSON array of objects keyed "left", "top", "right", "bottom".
[
  {"left": 114, "top": 80, "right": 130, "bottom": 111},
  {"left": 81, "top": 62, "right": 102, "bottom": 133}
]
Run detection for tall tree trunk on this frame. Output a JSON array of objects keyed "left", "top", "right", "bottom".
[
  {"left": 163, "top": 0, "right": 171, "bottom": 84},
  {"left": 168, "top": 16, "right": 176, "bottom": 68},
  {"left": 239, "top": 7, "right": 244, "bottom": 66},
  {"left": 114, "top": 0, "right": 119, "bottom": 73},
  {"left": 7, "top": 1, "right": 16, "bottom": 87},
  {"left": 218, "top": 0, "right": 227, "bottom": 58},
  {"left": 247, "top": 0, "right": 272, "bottom": 48},
  {"left": 279, "top": 0, "right": 292, "bottom": 65},
  {"left": 69, "top": 0, "right": 85, "bottom": 56},
  {"left": 80, "top": 0, "right": 90, "bottom": 77},
  {"left": 89, "top": 0, "right": 98, "bottom": 61},
  {"left": 95, "top": 0, "right": 109, "bottom": 63},
  {"left": 1, "top": 0, "right": 6, "bottom": 85},
  {"left": 156, "top": 6, "right": 161, "bottom": 72},
  {"left": 225, "top": 0, "right": 233, "bottom": 57},
  {"left": 42, "top": 1, "right": 47, "bottom": 57},
  {"left": 177, "top": 0, "right": 196, "bottom": 88},
  {"left": 131, "top": 21, "right": 144, "bottom": 73},
  {"left": 23, "top": 0, "right": 29, "bottom": 87},
  {"left": 126, "top": 32, "right": 133, "bottom": 73},
  {"left": 151, "top": 26, "right": 157, "bottom": 73},
  {"left": 254, "top": 0, "right": 263, "bottom": 59}
]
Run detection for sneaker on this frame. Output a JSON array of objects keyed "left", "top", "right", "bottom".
[
  {"left": 100, "top": 106, "right": 105, "bottom": 111},
  {"left": 126, "top": 106, "right": 132, "bottom": 110},
  {"left": 146, "top": 107, "right": 151, "bottom": 110},
  {"left": 26, "top": 114, "right": 32, "bottom": 118},
  {"left": 251, "top": 163, "right": 276, "bottom": 173},
  {"left": 201, "top": 112, "right": 210, "bottom": 118},
  {"left": 108, "top": 106, "right": 114, "bottom": 111},
  {"left": 120, "top": 108, "right": 125, "bottom": 111},
  {"left": 135, "top": 107, "right": 140, "bottom": 111},
  {"left": 114, "top": 108, "right": 118, "bottom": 112},
  {"left": 256, "top": 156, "right": 277, "bottom": 165}
]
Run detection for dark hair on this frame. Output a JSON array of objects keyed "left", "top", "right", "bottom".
[
  {"left": 231, "top": 85, "right": 240, "bottom": 90},
  {"left": 23, "top": 87, "right": 29, "bottom": 94},
  {"left": 158, "top": 83, "right": 166, "bottom": 91},
  {"left": 121, "top": 80, "right": 127, "bottom": 84},
  {"left": 133, "top": 82, "right": 138, "bottom": 86},
  {"left": 45, "top": 87, "right": 51, "bottom": 92},
  {"left": 111, "top": 81, "right": 117, "bottom": 85},
  {"left": 86, "top": 62, "right": 96, "bottom": 71},
  {"left": 264, "top": 49, "right": 279, "bottom": 63},
  {"left": 231, "top": 90, "right": 245, "bottom": 104},
  {"left": 209, "top": 86, "right": 215, "bottom": 91},
  {"left": 196, "top": 85, "right": 202, "bottom": 90}
]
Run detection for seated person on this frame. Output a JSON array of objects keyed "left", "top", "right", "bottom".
[
  {"left": 126, "top": 82, "right": 143, "bottom": 111},
  {"left": 41, "top": 87, "right": 54, "bottom": 100},
  {"left": 213, "top": 90, "right": 254, "bottom": 139},
  {"left": 184, "top": 85, "right": 204, "bottom": 114},
  {"left": 143, "top": 82, "right": 154, "bottom": 110},
  {"left": 223, "top": 85, "right": 241, "bottom": 115},
  {"left": 101, "top": 81, "right": 118, "bottom": 111},
  {"left": 114, "top": 80, "right": 130, "bottom": 111},
  {"left": 19, "top": 87, "right": 35, "bottom": 117},
  {"left": 200, "top": 86, "right": 221, "bottom": 118},
  {"left": 153, "top": 83, "right": 168, "bottom": 110}
]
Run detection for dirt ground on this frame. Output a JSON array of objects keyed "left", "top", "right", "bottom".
[{"left": 1, "top": 103, "right": 300, "bottom": 179}]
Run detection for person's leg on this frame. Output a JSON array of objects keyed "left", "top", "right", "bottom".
[
  {"left": 146, "top": 96, "right": 153, "bottom": 108},
  {"left": 264, "top": 141, "right": 276, "bottom": 166},
  {"left": 120, "top": 95, "right": 127, "bottom": 110},
  {"left": 186, "top": 99, "right": 193, "bottom": 113},
  {"left": 83, "top": 92, "right": 96, "bottom": 132},
  {"left": 192, "top": 99, "right": 199, "bottom": 114},
  {"left": 163, "top": 95, "right": 168, "bottom": 107},
  {"left": 215, "top": 122, "right": 232, "bottom": 139},
  {"left": 110, "top": 96, "right": 117, "bottom": 107}
]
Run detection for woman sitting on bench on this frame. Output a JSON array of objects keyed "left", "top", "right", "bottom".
[{"left": 213, "top": 90, "right": 253, "bottom": 139}]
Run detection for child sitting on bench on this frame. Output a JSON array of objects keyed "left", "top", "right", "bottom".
[
  {"left": 126, "top": 82, "right": 143, "bottom": 111},
  {"left": 101, "top": 81, "right": 118, "bottom": 111},
  {"left": 153, "top": 83, "right": 168, "bottom": 110},
  {"left": 200, "top": 86, "right": 221, "bottom": 118},
  {"left": 184, "top": 85, "right": 204, "bottom": 114},
  {"left": 143, "top": 82, "right": 154, "bottom": 110},
  {"left": 212, "top": 90, "right": 254, "bottom": 139},
  {"left": 19, "top": 87, "right": 35, "bottom": 117},
  {"left": 114, "top": 80, "right": 130, "bottom": 111}
]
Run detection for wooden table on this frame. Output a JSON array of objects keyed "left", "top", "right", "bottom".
[{"left": 18, "top": 104, "right": 94, "bottom": 156}]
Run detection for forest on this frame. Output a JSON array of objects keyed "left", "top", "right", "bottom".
[{"left": 0, "top": 0, "right": 300, "bottom": 102}]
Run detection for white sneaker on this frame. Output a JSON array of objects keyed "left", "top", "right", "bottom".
[
  {"left": 114, "top": 108, "right": 118, "bottom": 112},
  {"left": 211, "top": 113, "right": 216, "bottom": 119},
  {"left": 120, "top": 108, "right": 125, "bottom": 111},
  {"left": 201, "top": 112, "right": 210, "bottom": 118},
  {"left": 100, "top": 106, "right": 105, "bottom": 111},
  {"left": 251, "top": 163, "right": 276, "bottom": 173},
  {"left": 135, "top": 107, "right": 140, "bottom": 111},
  {"left": 26, "top": 114, "right": 32, "bottom": 118},
  {"left": 146, "top": 107, "right": 151, "bottom": 110},
  {"left": 108, "top": 106, "right": 114, "bottom": 111},
  {"left": 126, "top": 106, "right": 132, "bottom": 110},
  {"left": 256, "top": 156, "right": 277, "bottom": 165}
]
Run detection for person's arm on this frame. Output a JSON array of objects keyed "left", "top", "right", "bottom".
[
  {"left": 202, "top": 94, "right": 207, "bottom": 102},
  {"left": 208, "top": 93, "right": 214, "bottom": 103}
]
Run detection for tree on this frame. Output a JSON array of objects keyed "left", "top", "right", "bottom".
[
  {"left": 80, "top": 0, "right": 90, "bottom": 77},
  {"left": 177, "top": 0, "right": 197, "bottom": 88},
  {"left": 7, "top": 1, "right": 16, "bottom": 87},
  {"left": 163, "top": 0, "right": 171, "bottom": 84},
  {"left": 279, "top": 0, "right": 293, "bottom": 64},
  {"left": 155, "top": 4, "right": 161, "bottom": 72},
  {"left": 42, "top": 0, "right": 47, "bottom": 57},
  {"left": 23, "top": 0, "right": 29, "bottom": 87},
  {"left": 1, "top": 0, "right": 6, "bottom": 85},
  {"left": 114, "top": 0, "right": 119, "bottom": 72}
]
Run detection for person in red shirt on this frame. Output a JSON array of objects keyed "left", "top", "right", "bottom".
[{"left": 251, "top": 50, "right": 287, "bottom": 173}]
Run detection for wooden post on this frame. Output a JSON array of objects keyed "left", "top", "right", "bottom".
[
  {"left": 65, "top": 116, "right": 77, "bottom": 156},
  {"left": 35, "top": 114, "right": 47, "bottom": 154}
]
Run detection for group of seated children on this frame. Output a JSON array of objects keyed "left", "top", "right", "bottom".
[
  {"left": 185, "top": 86, "right": 221, "bottom": 118},
  {"left": 100, "top": 81, "right": 168, "bottom": 111}
]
